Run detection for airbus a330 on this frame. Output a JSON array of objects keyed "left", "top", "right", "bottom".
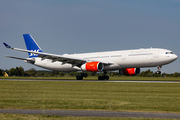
[{"left": 3, "top": 34, "right": 178, "bottom": 80}]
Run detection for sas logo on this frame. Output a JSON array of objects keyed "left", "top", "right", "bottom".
[{"left": 29, "top": 49, "right": 40, "bottom": 56}]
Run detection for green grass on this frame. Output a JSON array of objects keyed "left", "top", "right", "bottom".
[
  {"left": 0, "top": 81, "right": 180, "bottom": 113},
  {"left": 0, "top": 113, "right": 179, "bottom": 120},
  {"left": 1, "top": 76, "right": 180, "bottom": 81}
]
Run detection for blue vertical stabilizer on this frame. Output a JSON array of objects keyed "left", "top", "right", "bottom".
[{"left": 23, "top": 34, "right": 43, "bottom": 58}]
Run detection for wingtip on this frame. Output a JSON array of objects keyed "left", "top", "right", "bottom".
[{"left": 3, "top": 42, "right": 11, "bottom": 48}]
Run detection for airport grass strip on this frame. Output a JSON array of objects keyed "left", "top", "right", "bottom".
[{"left": 0, "top": 81, "right": 180, "bottom": 113}]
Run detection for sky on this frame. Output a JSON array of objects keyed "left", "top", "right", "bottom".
[{"left": 0, "top": 0, "right": 180, "bottom": 73}]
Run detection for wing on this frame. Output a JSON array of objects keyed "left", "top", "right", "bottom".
[{"left": 3, "top": 43, "right": 112, "bottom": 67}]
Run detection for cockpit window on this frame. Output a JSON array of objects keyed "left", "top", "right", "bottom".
[{"left": 165, "top": 52, "right": 173, "bottom": 54}]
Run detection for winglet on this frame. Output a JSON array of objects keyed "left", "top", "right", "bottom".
[{"left": 3, "top": 42, "right": 12, "bottom": 48}]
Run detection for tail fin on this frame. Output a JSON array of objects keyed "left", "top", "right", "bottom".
[{"left": 23, "top": 34, "right": 43, "bottom": 58}]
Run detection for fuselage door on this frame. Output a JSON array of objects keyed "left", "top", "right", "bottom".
[
  {"left": 121, "top": 53, "right": 126, "bottom": 61},
  {"left": 154, "top": 51, "right": 159, "bottom": 58}
]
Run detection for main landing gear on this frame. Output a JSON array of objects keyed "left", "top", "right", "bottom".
[
  {"left": 76, "top": 72, "right": 109, "bottom": 80},
  {"left": 98, "top": 72, "right": 109, "bottom": 80},
  {"left": 76, "top": 73, "right": 88, "bottom": 80},
  {"left": 155, "top": 65, "right": 162, "bottom": 74}
]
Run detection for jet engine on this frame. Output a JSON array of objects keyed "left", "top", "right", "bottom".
[
  {"left": 119, "top": 68, "right": 140, "bottom": 76},
  {"left": 81, "top": 61, "right": 104, "bottom": 72}
]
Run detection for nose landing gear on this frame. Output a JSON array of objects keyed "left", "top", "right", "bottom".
[{"left": 156, "top": 65, "right": 162, "bottom": 74}]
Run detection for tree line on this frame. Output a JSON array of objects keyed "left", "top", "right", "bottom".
[{"left": 0, "top": 67, "right": 180, "bottom": 77}]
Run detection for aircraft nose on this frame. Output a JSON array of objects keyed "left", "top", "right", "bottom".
[
  {"left": 172, "top": 54, "right": 178, "bottom": 61},
  {"left": 174, "top": 54, "right": 178, "bottom": 60},
  {"left": 164, "top": 53, "right": 178, "bottom": 64}
]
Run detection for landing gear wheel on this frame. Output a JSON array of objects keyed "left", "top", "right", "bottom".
[
  {"left": 156, "top": 71, "right": 161, "bottom": 74},
  {"left": 81, "top": 73, "right": 88, "bottom": 78},
  {"left": 98, "top": 76, "right": 102, "bottom": 80},
  {"left": 105, "top": 76, "right": 109, "bottom": 80},
  {"left": 76, "top": 76, "right": 83, "bottom": 80},
  {"left": 76, "top": 73, "right": 87, "bottom": 80},
  {"left": 98, "top": 76, "right": 109, "bottom": 80},
  {"left": 98, "top": 71, "right": 110, "bottom": 80}
]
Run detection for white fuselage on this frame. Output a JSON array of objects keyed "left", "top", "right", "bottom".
[{"left": 32, "top": 48, "right": 177, "bottom": 72}]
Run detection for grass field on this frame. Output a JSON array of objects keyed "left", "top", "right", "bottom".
[
  {"left": 0, "top": 80, "right": 180, "bottom": 113},
  {"left": 1, "top": 76, "right": 180, "bottom": 81}
]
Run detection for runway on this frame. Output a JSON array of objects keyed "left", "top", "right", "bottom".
[
  {"left": 0, "top": 109, "right": 180, "bottom": 118},
  {"left": 0, "top": 79, "right": 180, "bottom": 83}
]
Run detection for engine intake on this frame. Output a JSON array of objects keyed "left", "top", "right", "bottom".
[{"left": 81, "top": 61, "right": 104, "bottom": 72}]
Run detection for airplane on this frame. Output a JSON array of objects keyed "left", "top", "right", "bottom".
[{"left": 3, "top": 34, "right": 178, "bottom": 80}]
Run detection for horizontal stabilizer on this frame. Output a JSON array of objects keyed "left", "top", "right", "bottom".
[{"left": 5, "top": 56, "right": 35, "bottom": 64}]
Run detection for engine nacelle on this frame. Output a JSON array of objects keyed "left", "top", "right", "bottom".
[
  {"left": 119, "top": 68, "right": 140, "bottom": 76},
  {"left": 81, "top": 61, "right": 104, "bottom": 72}
]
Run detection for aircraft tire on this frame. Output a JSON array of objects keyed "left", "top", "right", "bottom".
[
  {"left": 105, "top": 76, "right": 109, "bottom": 80},
  {"left": 81, "top": 73, "right": 88, "bottom": 78},
  {"left": 98, "top": 76, "right": 102, "bottom": 80},
  {"left": 84, "top": 73, "right": 88, "bottom": 78},
  {"left": 98, "top": 76, "right": 109, "bottom": 80},
  {"left": 76, "top": 76, "right": 83, "bottom": 80},
  {"left": 156, "top": 71, "right": 161, "bottom": 74}
]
